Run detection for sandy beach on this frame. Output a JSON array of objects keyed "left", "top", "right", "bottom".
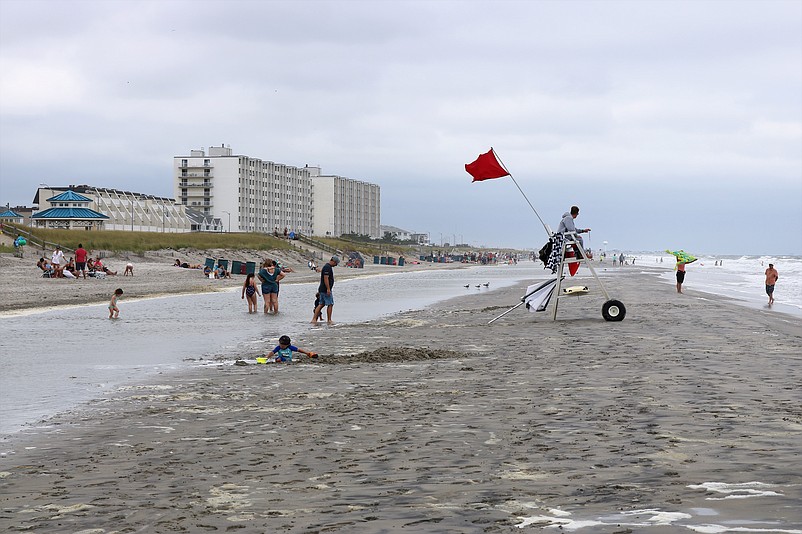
[
  {"left": 1, "top": 265, "right": 801, "bottom": 532},
  {"left": 0, "top": 247, "right": 447, "bottom": 314}
]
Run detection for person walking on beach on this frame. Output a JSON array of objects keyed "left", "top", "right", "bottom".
[
  {"left": 241, "top": 273, "right": 261, "bottom": 313},
  {"left": 765, "top": 263, "right": 779, "bottom": 306},
  {"left": 676, "top": 257, "right": 687, "bottom": 293},
  {"left": 257, "top": 259, "right": 284, "bottom": 314},
  {"left": 75, "top": 243, "right": 88, "bottom": 279},
  {"left": 312, "top": 255, "right": 339, "bottom": 325},
  {"left": 51, "top": 245, "right": 65, "bottom": 278},
  {"left": 108, "top": 288, "right": 123, "bottom": 319},
  {"left": 269, "top": 335, "right": 318, "bottom": 362}
]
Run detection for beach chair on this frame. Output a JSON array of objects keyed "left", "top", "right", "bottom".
[
  {"left": 231, "top": 260, "right": 243, "bottom": 275},
  {"left": 218, "top": 259, "right": 229, "bottom": 271},
  {"left": 204, "top": 258, "right": 216, "bottom": 271},
  {"left": 245, "top": 261, "right": 256, "bottom": 275}
]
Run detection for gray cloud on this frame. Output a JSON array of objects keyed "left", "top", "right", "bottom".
[{"left": 1, "top": 0, "right": 800, "bottom": 254}]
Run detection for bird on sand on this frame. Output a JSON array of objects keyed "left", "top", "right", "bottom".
[
  {"left": 483, "top": 282, "right": 490, "bottom": 287},
  {"left": 464, "top": 284, "right": 470, "bottom": 288}
]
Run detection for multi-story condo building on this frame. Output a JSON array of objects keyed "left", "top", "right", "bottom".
[
  {"left": 173, "top": 146, "right": 380, "bottom": 237},
  {"left": 310, "top": 167, "right": 381, "bottom": 239},
  {"left": 174, "top": 145, "right": 313, "bottom": 234}
]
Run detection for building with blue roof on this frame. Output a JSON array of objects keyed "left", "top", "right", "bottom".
[
  {"left": 31, "top": 190, "right": 110, "bottom": 230},
  {"left": 32, "top": 185, "right": 216, "bottom": 232},
  {"left": 0, "top": 209, "right": 24, "bottom": 224}
]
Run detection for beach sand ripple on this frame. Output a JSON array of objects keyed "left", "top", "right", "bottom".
[{"left": 1, "top": 268, "right": 801, "bottom": 532}]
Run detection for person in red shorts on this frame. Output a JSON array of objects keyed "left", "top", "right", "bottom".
[{"left": 765, "top": 263, "right": 779, "bottom": 306}]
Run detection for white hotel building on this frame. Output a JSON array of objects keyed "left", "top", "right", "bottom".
[
  {"left": 309, "top": 166, "right": 381, "bottom": 238},
  {"left": 173, "top": 145, "right": 380, "bottom": 238}
]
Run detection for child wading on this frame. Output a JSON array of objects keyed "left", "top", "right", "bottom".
[
  {"left": 109, "top": 288, "right": 123, "bottom": 319},
  {"left": 241, "top": 273, "right": 262, "bottom": 313}
]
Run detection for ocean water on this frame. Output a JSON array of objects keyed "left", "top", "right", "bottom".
[
  {"left": 617, "top": 253, "right": 802, "bottom": 317},
  {"left": 2, "top": 255, "right": 798, "bottom": 437},
  {"left": 0, "top": 263, "right": 544, "bottom": 437}
]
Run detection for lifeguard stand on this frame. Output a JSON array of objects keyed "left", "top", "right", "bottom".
[
  {"left": 551, "top": 232, "right": 625, "bottom": 321},
  {"left": 487, "top": 231, "right": 626, "bottom": 324}
]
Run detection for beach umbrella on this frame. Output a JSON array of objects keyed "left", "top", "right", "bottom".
[{"left": 524, "top": 278, "right": 558, "bottom": 313}]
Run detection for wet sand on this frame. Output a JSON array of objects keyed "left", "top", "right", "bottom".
[{"left": 1, "top": 268, "right": 800, "bottom": 532}]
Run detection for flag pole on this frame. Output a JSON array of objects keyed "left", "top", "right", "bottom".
[{"left": 491, "top": 148, "right": 551, "bottom": 236}]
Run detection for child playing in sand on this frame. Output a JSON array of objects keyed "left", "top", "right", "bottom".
[
  {"left": 109, "top": 288, "right": 123, "bottom": 319},
  {"left": 241, "top": 273, "right": 261, "bottom": 313},
  {"left": 269, "top": 335, "right": 317, "bottom": 362}
]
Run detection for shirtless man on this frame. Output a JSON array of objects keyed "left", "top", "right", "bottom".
[{"left": 765, "top": 263, "right": 779, "bottom": 305}]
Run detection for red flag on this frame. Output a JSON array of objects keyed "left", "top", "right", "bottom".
[{"left": 465, "top": 148, "right": 509, "bottom": 182}]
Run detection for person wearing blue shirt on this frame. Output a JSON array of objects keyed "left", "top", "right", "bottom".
[{"left": 270, "top": 335, "right": 317, "bottom": 362}]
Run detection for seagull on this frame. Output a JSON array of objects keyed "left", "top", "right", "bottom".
[
  {"left": 475, "top": 285, "right": 481, "bottom": 289},
  {"left": 464, "top": 284, "right": 470, "bottom": 288},
  {"left": 483, "top": 282, "right": 490, "bottom": 287}
]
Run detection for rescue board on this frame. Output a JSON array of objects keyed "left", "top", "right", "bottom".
[{"left": 561, "top": 285, "right": 589, "bottom": 295}]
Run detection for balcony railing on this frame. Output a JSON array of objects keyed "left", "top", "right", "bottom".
[{"left": 178, "top": 163, "right": 213, "bottom": 169}]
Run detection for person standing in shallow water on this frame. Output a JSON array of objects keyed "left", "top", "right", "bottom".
[
  {"left": 765, "top": 263, "right": 779, "bottom": 306},
  {"left": 241, "top": 273, "right": 261, "bottom": 313},
  {"left": 258, "top": 259, "right": 284, "bottom": 314},
  {"left": 312, "top": 256, "right": 339, "bottom": 325},
  {"left": 108, "top": 288, "right": 123, "bottom": 319}
]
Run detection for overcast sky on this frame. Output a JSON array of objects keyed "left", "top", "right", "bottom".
[{"left": 1, "top": 0, "right": 800, "bottom": 255}]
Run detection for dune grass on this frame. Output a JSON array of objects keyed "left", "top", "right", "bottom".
[
  {"left": 5, "top": 224, "right": 475, "bottom": 258},
  {"left": 6, "top": 225, "right": 292, "bottom": 254},
  {"left": 316, "top": 236, "right": 407, "bottom": 257}
]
